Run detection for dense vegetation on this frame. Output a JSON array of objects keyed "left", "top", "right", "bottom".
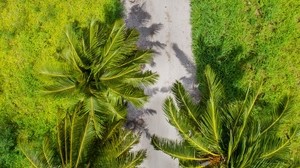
[
  {"left": 20, "top": 102, "right": 146, "bottom": 168},
  {"left": 191, "top": 0, "right": 300, "bottom": 159},
  {"left": 1, "top": 0, "right": 299, "bottom": 167},
  {"left": 18, "top": 16, "right": 157, "bottom": 167},
  {"left": 152, "top": 66, "right": 298, "bottom": 167},
  {"left": 0, "top": 0, "right": 122, "bottom": 167}
]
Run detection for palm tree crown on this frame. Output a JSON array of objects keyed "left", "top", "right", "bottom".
[
  {"left": 151, "top": 65, "right": 298, "bottom": 167},
  {"left": 42, "top": 19, "right": 157, "bottom": 124},
  {"left": 41, "top": 19, "right": 157, "bottom": 138},
  {"left": 20, "top": 102, "right": 146, "bottom": 168}
]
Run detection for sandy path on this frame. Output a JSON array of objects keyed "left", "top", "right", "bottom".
[{"left": 123, "top": 0, "right": 197, "bottom": 167}]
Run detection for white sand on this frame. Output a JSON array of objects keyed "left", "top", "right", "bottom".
[{"left": 123, "top": 0, "right": 196, "bottom": 167}]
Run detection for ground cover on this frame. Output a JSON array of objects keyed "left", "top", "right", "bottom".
[
  {"left": 191, "top": 0, "right": 300, "bottom": 160},
  {"left": 0, "top": 0, "right": 122, "bottom": 167}
]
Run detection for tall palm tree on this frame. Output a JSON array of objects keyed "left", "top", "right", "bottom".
[
  {"left": 41, "top": 19, "right": 158, "bottom": 136},
  {"left": 20, "top": 102, "right": 146, "bottom": 168},
  {"left": 151, "top": 65, "right": 298, "bottom": 167}
]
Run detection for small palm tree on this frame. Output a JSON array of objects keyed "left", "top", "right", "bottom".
[
  {"left": 151, "top": 65, "right": 298, "bottom": 167},
  {"left": 20, "top": 102, "right": 146, "bottom": 168},
  {"left": 41, "top": 19, "right": 157, "bottom": 136}
]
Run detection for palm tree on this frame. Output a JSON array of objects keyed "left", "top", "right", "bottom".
[
  {"left": 41, "top": 19, "right": 158, "bottom": 136},
  {"left": 151, "top": 65, "right": 298, "bottom": 167},
  {"left": 20, "top": 102, "right": 146, "bottom": 168}
]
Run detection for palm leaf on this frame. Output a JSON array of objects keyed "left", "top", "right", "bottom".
[
  {"left": 108, "top": 85, "right": 148, "bottom": 107},
  {"left": 121, "top": 71, "right": 158, "bottom": 87},
  {"left": 19, "top": 136, "right": 57, "bottom": 168},
  {"left": 152, "top": 135, "right": 209, "bottom": 161},
  {"left": 201, "top": 65, "right": 223, "bottom": 144},
  {"left": 172, "top": 81, "right": 202, "bottom": 129},
  {"left": 164, "top": 97, "right": 218, "bottom": 156},
  {"left": 74, "top": 114, "right": 95, "bottom": 168},
  {"left": 116, "top": 50, "right": 153, "bottom": 68},
  {"left": 260, "top": 96, "right": 294, "bottom": 135},
  {"left": 152, "top": 65, "right": 296, "bottom": 167},
  {"left": 97, "top": 19, "right": 126, "bottom": 72},
  {"left": 43, "top": 77, "right": 76, "bottom": 96},
  {"left": 120, "top": 150, "right": 147, "bottom": 168},
  {"left": 82, "top": 97, "right": 105, "bottom": 138},
  {"left": 261, "top": 127, "right": 297, "bottom": 159}
]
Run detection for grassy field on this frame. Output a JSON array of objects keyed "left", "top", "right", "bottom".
[
  {"left": 191, "top": 0, "right": 300, "bottom": 159},
  {"left": 0, "top": 0, "right": 122, "bottom": 167}
]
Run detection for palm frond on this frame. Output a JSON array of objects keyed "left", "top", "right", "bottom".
[
  {"left": 108, "top": 85, "right": 148, "bottom": 107},
  {"left": 42, "top": 138, "right": 55, "bottom": 167},
  {"left": 121, "top": 70, "right": 158, "bottom": 87},
  {"left": 261, "top": 127, "right": 297, "bottom": 159},
  {"left": 19, "top": 144, "right": 45, "bottom": 168},
  {"left": 231, "top": 83, "right": 263, "bottom": 152},
  {"left": 260, "top": 96, "right": 294, "bottom": 135},
  {"left": 73, "top": 114, "right": 95, "bottom": 168},
  {"left": 95, "top": 150, "right": 146, "bottom": 168},
  {"left": 100, "top": 66, "right": 140, "bottom": 81},
  {"left": 40, "top": 67, "right": 72, "bottom": 78},
  {"left": 43, "top": 77, "right": 76, "bottom": 96},
  {"left": 119, "top": 28, "right": 139, "bottom": 54},
  {"left": 172, "top": 81, "right": 202, "bottom": 129},
  {"left": 120, "top": 150, "right": 147, "bottom": 168},
  {"left": 97, "top": 19, "right": 126, "bottom": 72},
  {"left": 95, "top": 127, "right": 145, "bottom": 168},
  {"left": 65, "top": 28, "right": 87, "bottom": 72},
  {"left": 116, "top": 50, "right": 153, "bottom": 68},
  {"left": 56, "top": 103, "right": 97, "bottom": 167},
  {"left": 152, "top": 135, "right": 209, "bottom": 161},
  {"left": 201, "top": 65, "right": 223, "bottom": 144},
  {"left": 164, "top": 97, "right": 218, "bottom": 156},
  {"left": 19, "top": 136, "right": 57, "bottom": 168},
  {"left": 82, "top": 97, "right": 105, "bottom": 138},
  {"left": 96, "top": 93, "right": 127, "bottom": 120}
]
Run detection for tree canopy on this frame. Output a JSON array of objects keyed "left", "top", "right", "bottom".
[{"left": 152, "top": 65, "right": 298, "bottom": 167}]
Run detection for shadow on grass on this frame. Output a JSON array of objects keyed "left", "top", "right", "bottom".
[
  {"left": 103, "top": 0, "right": 124, "bottom": 24},
  {"left": 196, "top": 35, "right": 256, "bottom": 101}
]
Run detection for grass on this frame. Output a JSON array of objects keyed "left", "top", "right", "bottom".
[
  {"left": 191, "top": 0, "right": 300, "bottom": 160},
  {"left": 0, "top": 0, "right": 122, "bottom": 167}
]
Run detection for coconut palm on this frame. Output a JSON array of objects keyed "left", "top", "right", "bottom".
[
  {"left": 20, "top": 102, "right": 146, "bottom": 168},
  {"left": 151, "top": 65, "right": 298, "bottom": 167},
  {"left": 41, "top": 19, "right": 158, "bottom": 136}
]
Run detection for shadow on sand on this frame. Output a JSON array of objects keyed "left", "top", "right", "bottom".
[{"left": 126, "top": 3, "right": 166, "bottom": 50}]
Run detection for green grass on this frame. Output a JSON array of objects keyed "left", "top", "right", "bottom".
[
  {"left": 0, "top": 0, "right": 122, "bottom": 167},
  {"left": 191, "top": 0, "right": 300, "bottom": 160}
]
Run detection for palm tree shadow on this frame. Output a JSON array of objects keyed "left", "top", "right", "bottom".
[
  {"left": 196, "top": 35, "right": 256, "bottom": 101},
  {"left": 126, "top": 103, "right": 157, "bottom": 139},
  {"left": 125, "top": 3, "right": 166, "bottom": 50},
  {"left": 125, "top": 3, "right": 165, "bottom": 136},
  {"left": 172, "top": 43, "right": 200, "bottom": 102}
]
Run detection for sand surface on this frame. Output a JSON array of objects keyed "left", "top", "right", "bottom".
[{"left": 123, "top": 0, "right": 197, "bottom": 167}]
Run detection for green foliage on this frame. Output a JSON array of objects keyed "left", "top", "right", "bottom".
[
  {"left": 20, "top": 102, "right": 145, "bottom": 168},
  {"left": 0, "top": 0, "right": 123, "bottom": 166},
  {"left": 42, "top": 18, "right": 157, "bottom": 137},
  {"left": 151, "top": 66, "right": 298, "bottom": 167},
  {"left": 191, "top": 0, "right": 300, "bottom": 158}
]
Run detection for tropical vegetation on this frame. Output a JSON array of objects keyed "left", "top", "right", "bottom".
[
  {"left": 41, "top": 18, "right": 157, "bottom": 136},
  {"left": 18, "top": 16, "right": 158, "bottom": 167},
  {"left": 20, "top": 102, "right": 146, "bottom": 168},
  {"left": 191, "top": 0, "right": 300, "bottom": 158},
  {"left": 0, "top": 0, "right": 151, "bottom": 167},
  {"left": 1, "top": 0, "right": 299, "bottom": 167},
  {"left": 152, "top": 66, "right": 298, "bottom": 167}
]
